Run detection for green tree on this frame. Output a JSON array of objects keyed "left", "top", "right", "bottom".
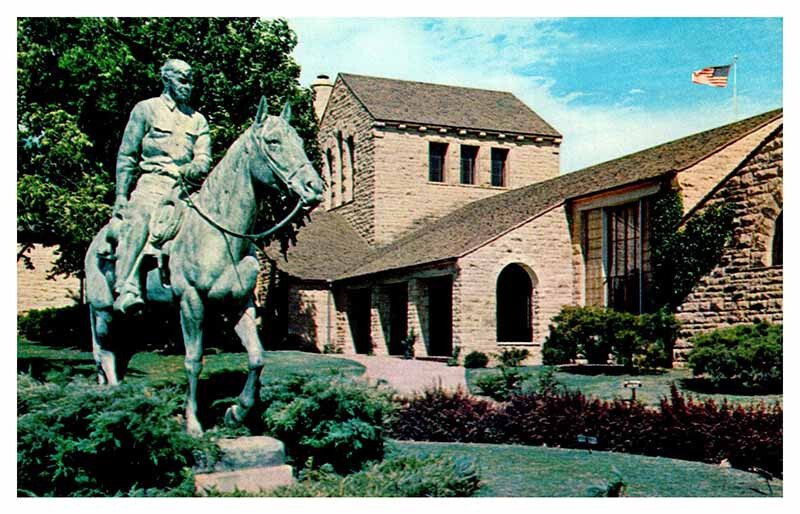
[{"left": 17, "top": 17, "right": 321, "bottom": 278}]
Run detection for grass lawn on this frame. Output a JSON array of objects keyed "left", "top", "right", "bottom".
[
  {"left": 466, "top": 366, "right": 782, "bottom": 406},
  {"left": 390, "top": 441, "right": 782, "bottom": 497},
  {"left": 17, "top": 338, "right": 365, "bottom": 385}
]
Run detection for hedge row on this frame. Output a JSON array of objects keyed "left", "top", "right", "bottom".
[{"left": 391, "top": 386, "right": 782, "bottom": 476}]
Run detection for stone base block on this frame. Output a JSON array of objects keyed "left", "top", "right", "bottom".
[
  {"left": 195, "top": 465, "right": 295, "bottom": 495},
  {"left": 212, "top": 436, "right": 286, "bottom": 472}
]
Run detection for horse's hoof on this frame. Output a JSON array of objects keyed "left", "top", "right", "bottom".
[{"left": 224, "top": 405, "right": 242, "bottom": 427}]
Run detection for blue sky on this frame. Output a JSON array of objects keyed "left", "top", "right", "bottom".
[{"left": 288, "top": 18, "right": 782, "bottom": 172}]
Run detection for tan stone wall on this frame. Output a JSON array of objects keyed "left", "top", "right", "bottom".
[
  {"left": 286, "top": 284, "right": 333, "bottom": 351},
  {"left": 676, "top": 128, "right": 783, "bottom": 346},
  {"left": 17, "top": 244, "right": 81, "bottom": 313},
  {"left": 454, "top": 206, "right": 574, "bottom": 364},
  {"left": 372, "top": 128, "right": 560, "bottom": 246},
  {"left": 318, "top": 78, "right": 378, "bottom": 243},
  {"left": 678, "top": 119, "right": 782, "bottom": 215}
]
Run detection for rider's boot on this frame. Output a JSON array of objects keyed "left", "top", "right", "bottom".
[
  {"left": 114, "top": 285, "right": 144, "bottom": 314},
  {"left": 114, "top": 214, "right": 148, "bottom": 314}
]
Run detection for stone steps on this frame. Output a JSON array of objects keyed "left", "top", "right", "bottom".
[{"left": 194, "top": 436, "right": 294, "bottom": 495}]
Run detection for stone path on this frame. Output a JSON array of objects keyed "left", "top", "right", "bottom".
[{"left": 335, "top": 354, "right": 467, "bottom": 395}]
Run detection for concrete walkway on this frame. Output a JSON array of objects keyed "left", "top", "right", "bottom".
[{"left": 335, "top": 354, "right": 467, "bottom": 395}]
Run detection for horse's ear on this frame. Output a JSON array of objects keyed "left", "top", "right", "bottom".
[
  {"left": 280, "top": 100, "right": 292, "bottom": 123},
  {"left": 255, "top": 96, "right": 269, "bottom": 124}
]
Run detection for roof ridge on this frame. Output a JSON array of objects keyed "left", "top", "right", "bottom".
[
  {"left": 338, "top": 72, "right": 516, "bottom": 96},
  {"left": 572, "top": 108, "right": 783, "bottom": 176}
]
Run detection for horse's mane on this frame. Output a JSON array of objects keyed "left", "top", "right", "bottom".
[{"left": 196, "top": 125, "right": 254, "bottom": 211}]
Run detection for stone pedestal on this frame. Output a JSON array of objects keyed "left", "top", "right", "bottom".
[{"left": 195, "top": 436, "right": 294, "bottom": 495}]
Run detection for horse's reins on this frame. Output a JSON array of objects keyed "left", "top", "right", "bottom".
[
  {"left": 177, "top": 127, "right": 306, "bottom": 246},
  {"left": 179, "top": 179, "right": 303, "bottom": 245}
]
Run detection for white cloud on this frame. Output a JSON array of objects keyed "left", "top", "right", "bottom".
[{"left": 289, "top": 18, "right": 780, "bottom": 173}]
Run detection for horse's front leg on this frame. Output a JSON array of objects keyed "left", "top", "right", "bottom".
[
  {"left": 179, "top": 287, "right": 205, "bottom": 436},
  {"left": 225, "top": 298, "right": 265, "bottom": 427},
  {"left": 90, "top": 305, "right": 119, "bottom": 385}
]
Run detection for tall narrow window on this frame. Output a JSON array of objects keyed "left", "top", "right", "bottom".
[
  {"left": 346, "top": 135, "right": 356, "bottom": 203},
  {"left": 606, "top": 199, "right": 651, "bottom": 314},
  {"left": 429, "top": 142, "right": 447, "bottom": 182},
  {"left": 491, "top": 148, "right": 508, "bottom": 187},
  {"left": 772, "top": 211, "right": 783, "bottom": 266},
  {"left": 336, "top": 132, "right": 345, "bottom": 206},
  {"left": 325, "top": 148, "right": 335, "bottom": 207},
  {"left": 460, "top": 145, "right": 478, "bottom": 185}
]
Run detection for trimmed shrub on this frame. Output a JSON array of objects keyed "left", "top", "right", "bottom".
[
  {"left": 635, "top": 308, "right": 680, "bottom": 368},
  {"left": 259, "top": 373, "right": 395, "bottom": 474},
  {"left": 391, "top": 385, "right": 782, "bottom": 477},
  {"left": 269, "top": 454, "right": 480, "bottom": 497},
  {"left": 688, "top": 323, "right": 782, "bottom": 392},
  {"left": 17, "top": 304, "right": 90, "bottom": 347},
  {"left": 463, "top": 351, "right": 489, "bottom": 369},
  {"left": 17, "top": 374, "right": 215, "bottom": 497},
  {"left": 542, "top": 306, "right": 606, "bottom": 364},
  {"left": 542, "top": 306, "right": 679, "bottom": 368}
]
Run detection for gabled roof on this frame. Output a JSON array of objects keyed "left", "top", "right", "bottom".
[
  {"left": 338, "top": 73, "right": 560, "bottom": 137},
  {"left": 339, "top": 108, "right": 783, "bottom": 280},
  {"left": 263, "top": 210, "right": 375, "bottom": 282}
]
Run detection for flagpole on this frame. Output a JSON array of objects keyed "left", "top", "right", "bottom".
[{"left": 733, "top": 55, "right": 738, "bottom": 120}]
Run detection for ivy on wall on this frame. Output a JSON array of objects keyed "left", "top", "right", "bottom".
[{"left": 650, "top": 186, "right": 735, "bottom": 310}]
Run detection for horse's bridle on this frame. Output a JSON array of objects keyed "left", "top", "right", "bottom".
[{"left": 178, "top": 124, "right": 308, "bottom": 245}]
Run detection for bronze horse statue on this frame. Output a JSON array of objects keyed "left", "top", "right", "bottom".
[{"left": 84, "top": 97, "right": 324, "bottom": 435}]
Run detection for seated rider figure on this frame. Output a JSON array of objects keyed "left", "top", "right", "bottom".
[{"left": 113, "top": 58, "right": 211, "bottom": 313}]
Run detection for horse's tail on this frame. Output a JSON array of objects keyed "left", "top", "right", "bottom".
[{"left": 84, "top": 221, "right": 117, "bottom": 310}]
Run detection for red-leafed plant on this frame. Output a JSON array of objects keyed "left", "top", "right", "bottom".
[{"left": 391, "top": 384, "right": 782, "bottom": 477}]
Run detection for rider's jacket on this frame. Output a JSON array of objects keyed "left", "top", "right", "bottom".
[{"left": 116, "top": 94, "right": 211, "bottom": 185}]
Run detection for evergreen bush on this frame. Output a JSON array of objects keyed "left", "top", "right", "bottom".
[
  {"left": 463, "top": 351, "right": 489, "bottom": 369},
  {"left": 17, "top": 374, "right": 216, "bottom": 497},
  {"left": 260, "top": 373, "right": 395, "bottom": 474},
  {"left": 542, "top": 306, "right": 679, "bottom": 368},
  {"left": 269, "top": 454, "right": 480, "bottom": 497},
  {"left": 688, "top": 323, "right": 782, "bottom": 392}
]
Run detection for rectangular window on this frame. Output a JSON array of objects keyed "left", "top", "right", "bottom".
[
  {"left": 429, "top": 142, "right": 448, "bottom": 182},
  {"left": 460, "top": 145, "right": 478, "bottom": 185},
  {"left": 491, "top": 148, "right": 508, "bottom": 187},
  {"left": 605, "top": 199, "right": 651, "bottom": 314}
]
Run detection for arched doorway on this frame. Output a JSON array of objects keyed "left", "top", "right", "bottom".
[{"left": 496, "top": 264, "right": 534, "bottom": 342}]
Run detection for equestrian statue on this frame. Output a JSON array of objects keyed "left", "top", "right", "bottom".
[{"left": 84, "top": 59, "right": 324, "bottom": 435}]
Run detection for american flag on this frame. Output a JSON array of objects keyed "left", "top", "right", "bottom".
[{"left": 692, "top": 65, "right": 731, "bottom": 87}]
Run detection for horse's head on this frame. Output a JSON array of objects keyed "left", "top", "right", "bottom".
[{"left": 248, "top": 96, "right": 324, "bottom": 208}]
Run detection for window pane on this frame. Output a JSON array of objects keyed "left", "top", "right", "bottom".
[
  {"left": 491, "top": 148, "right": 508, "bottom": 187},
  {"left": 606, "top": 200, "right": 649, "bottom": 314},
  {"left": 460, "top": 145, "right": 477, "bottom": 184},
  {"left": 429, "top": 142, "right": 447, "bottom": 182}
]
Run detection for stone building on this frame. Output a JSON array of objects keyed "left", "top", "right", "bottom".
[
  {"left": 259, "top": 72, "right": 782, "bottom": 362},
  {"left": 17, "top": 244, "right": 82, "bottom": 313}
]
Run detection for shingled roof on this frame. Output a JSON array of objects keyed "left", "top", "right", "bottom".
[
  {"left": 338, "top": 73, "right": 560, "bottom": 137},
  {"left": 263, "top": 210, "right": 375, "bottom": 282},
  {"left": 339, "top": 108, "right": 782, "bottom": 280}
]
